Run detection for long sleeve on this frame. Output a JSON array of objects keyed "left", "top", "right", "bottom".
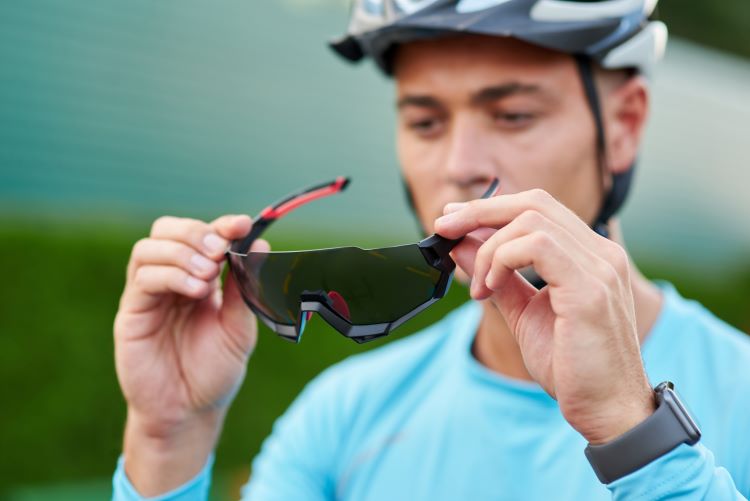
[
  {"left": 607, "top": 443, "right": 747, "bottom": 500},
  {"left": 239, "top": 366, "right": 349, "bottom": 501},
  {"left": 111, "top": 454, "right": 214, "bottom": 501}
]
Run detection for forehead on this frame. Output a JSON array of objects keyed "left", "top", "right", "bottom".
[{"left": 393, "top": 34, "right": 578, "bottom": 96}]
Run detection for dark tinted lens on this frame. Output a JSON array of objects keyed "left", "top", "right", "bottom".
[{"left": 230, "top": 244, "right": 442, "bottom": 326}]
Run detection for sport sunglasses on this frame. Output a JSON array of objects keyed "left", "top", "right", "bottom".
[{"left": 226, "top": 176, "right": 499, "bottom": 344}]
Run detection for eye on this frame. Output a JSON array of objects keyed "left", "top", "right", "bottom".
[
  {"left": 407, "top": 118, "right": 443, "bottom": 137},
  {"left": 493, "top": 112, "right": 535, "bottom": 128}
]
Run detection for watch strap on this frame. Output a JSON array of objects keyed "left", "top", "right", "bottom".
[{"left": 584, "top": 383, "right": 701, "bottom": 484}]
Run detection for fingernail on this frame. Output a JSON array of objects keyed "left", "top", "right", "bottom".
[
  {"left": 470, "top": 273, "right": 479, "bottom": 296},
  {"left": 485, "top": 271, "right": 495, "bottom": 290},
  {"left": 186, "top": 276, "right": 204, "bottom": 291},
  {"left": 436, "top": 213, "right": 456, "bottom": 226},
  {"left": 443, "top": 202, "right": 467, "bottom": 214},
  {"left": 190, "top": 253, "right": 215, "bottom": 273},
  {"left": 203, "top": 233, "right": 227, "bottom": 254}
]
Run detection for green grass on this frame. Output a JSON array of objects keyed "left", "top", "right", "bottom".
[
  {"left": 1, "top": 220, "right": 748, "bottom": 499},
  {"left": 659, "top": 0, "right": 750, "bottom": 59}
]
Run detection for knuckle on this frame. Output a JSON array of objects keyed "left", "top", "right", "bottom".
[
  {"left": 607, "top": 242, "right": 629, "bottom": 271},
  {"left": 476, "top": 240, "right": 494, "bottom": 264},
  {"left": 189, "top": 217, "right": 208, "bottom": 231},
  {"left": 177, "top": 245, "right": 196, "bottom": 268},
  {"left": 464, "top": 199, "right": 480, "bottom": 216},
  {"left": 150, "top": 215, "right": 175, "bottom": 236},
  {"left": 492, "top": 246, "right": 506, "bottom": 267},
  {"left": 132, "top": 266, "right": 151, "bottom": 288},
  {"left": 131, "top": 237, "right": 150, "bottom": 257},
  {"left": 528, "top": 188, "right": 552, "bottom": 206},
  {"left": 519, "top": 209, "right": 544, "bottom": 227},
  {"left": 600, "top": 261, "right": 620, "bottom": 287},
  {"left": 181, "top": 218, "right": 205, "bottom": 236},
  {"left": 589, "top": 278, "right": 609, "bottom": 305},
  {"left": 530, "top": 230, "right": 552, "bottom": 251}
]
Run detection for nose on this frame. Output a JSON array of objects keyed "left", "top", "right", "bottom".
[{"left": 442, "top": 114, "right": 497, "bottom": 195}]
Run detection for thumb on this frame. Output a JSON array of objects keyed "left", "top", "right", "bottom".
[
  {"left": 210, "top": 214, "right": 253, "bottom": 242},
  {"left": 219, "top": 238, "right": 271, "bottom": 357},
  {"left": 450, "top": 235, "right": 482, "bottom": 278},
  {"left": 487, "top": 270, "right": 537, "bottom": 335}
]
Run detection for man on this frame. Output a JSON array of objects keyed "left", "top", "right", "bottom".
[{"left": 112, "top": 1, "right": 750, "bottom": 499}]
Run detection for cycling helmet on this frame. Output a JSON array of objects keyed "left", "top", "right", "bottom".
[
  {"left": 330, "top": 0, "right": 668, "bottom": 239},
  {"left": 332, "top": 0, "right": 666, "bottom": 77}
]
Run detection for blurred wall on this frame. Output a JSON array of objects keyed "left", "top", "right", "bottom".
[
  {"left": 624, "top": 40, "right": 750, "bottom": 271},
  {"left": 2, "top": 1, "right": 749, "bottom": 267}
]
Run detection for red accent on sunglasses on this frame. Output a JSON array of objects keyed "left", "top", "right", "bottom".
[
  {"left": 327, "top": 290, "right": 350, "bottom": 321},
  {"left": 260, "top": 176, "right": 348, "bottom": 220}
]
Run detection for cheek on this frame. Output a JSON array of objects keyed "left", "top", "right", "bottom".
[
  {"left": 506, "top": 109, "right": 600, "bottom": 216},
  {"left": 397, "top": 131, "right": 446, "bottom": 225},
  {"left": 541, "top": 114, "right": 601, "bottom": 216},
  {"left": 397, "top": 128, "right": 445, "bottom": 177}
]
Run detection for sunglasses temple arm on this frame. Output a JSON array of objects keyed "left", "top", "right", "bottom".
[
  {"left": 481, "top": 177, "right": 500, "bottom": 200},
  {"left": 229, "top": 176, "right": 351, "bottom": 254}
]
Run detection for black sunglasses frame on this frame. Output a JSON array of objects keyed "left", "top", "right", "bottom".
[{"left": 226, "top": 177, "right": 498, "bottom": 343}]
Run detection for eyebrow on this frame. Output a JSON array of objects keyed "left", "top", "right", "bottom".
[{"left": 396, "top": 82, "right": 543, "bottom": 110}]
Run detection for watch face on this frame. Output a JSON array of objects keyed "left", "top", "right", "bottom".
[{"left": 663, "top": 386, "right": 702, "bottom": 443}]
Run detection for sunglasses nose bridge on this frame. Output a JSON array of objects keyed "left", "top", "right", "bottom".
[
  {"left": 296, "top": 309, "right": 314, "bottom": 341},
  {"left": 299, "top": 289, "right": 354, "bottom": 338},
  {"left": 297, "top": 293, "right": 329, "bottom": 340}
]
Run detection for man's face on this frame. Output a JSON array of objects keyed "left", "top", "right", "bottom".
[{"left": 393, "top": 34, "right": 610, "bottom": 236}]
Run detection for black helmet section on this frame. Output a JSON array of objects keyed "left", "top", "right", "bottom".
[{"left": 574, "top": 54, "right": 635, "bottom": 240}]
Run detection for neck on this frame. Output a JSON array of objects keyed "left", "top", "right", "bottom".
[{"left": 472, "top": 225, "right": 664, "bottom": 381}]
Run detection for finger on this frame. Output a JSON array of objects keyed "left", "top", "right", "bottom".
[
  {"left": 122, "top": 265, "right": 213, "bottom": 312},
  {"left": 449, "top": 234, "right": 483, "bottom": 280},
  {"left": 220, "top": 238, "right": 271, "bottom": 354},
  {"left": 484, "top": 232, "right": 584, "bottom": 290},
  {"left": 450, "top": 234, "right": 537, "bottom": 333},
  {"left": 472, "top": 211, "right": 593, "bottom": 299},
  {"left": 209, "top": 214, "right": 253, "bottom": 242},
  {"left": 218, "top": 271, "right": 257, "bottom": 358},
  {"left": 466, "top": 227, "right": 497, "bottom": 243},
  {"left": 150, "top": 216, "right": 230, "bottom": 260},
  {"left": 128, "top": 238, "right": 221, "bottom": 283},
  {"left": 443, "top": 201, "right": 468, "bottom": 215},
  {"left": 435, "top": 189, "right": 597, "bottom": 247},
  {"left": 488, "top": 271, "right": 538, "bottom": 335}
]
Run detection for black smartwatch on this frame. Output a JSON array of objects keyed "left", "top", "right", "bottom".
[{"left": 584, "top": 381, "right": 702, "bottom": 484}]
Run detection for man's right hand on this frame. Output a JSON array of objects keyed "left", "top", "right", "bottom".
[{"left": 113, "top": 214, "right": 268, "bottom": 496}]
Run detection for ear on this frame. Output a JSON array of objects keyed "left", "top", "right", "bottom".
[{"left": 602, "top": 75, "right": 649, "bottom": 175}]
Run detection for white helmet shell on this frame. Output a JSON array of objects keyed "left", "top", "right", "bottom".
[{"left": 331, "top": 0, "right": 668, "bottom": 76}]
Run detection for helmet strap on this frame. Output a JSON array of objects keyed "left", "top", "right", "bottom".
[{"left": 573, "top": 54, "right": 636, "bottom": 240}]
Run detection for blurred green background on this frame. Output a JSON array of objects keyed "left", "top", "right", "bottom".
[{"left": 1, "top": 1, "right": 748, "bottom": 499}]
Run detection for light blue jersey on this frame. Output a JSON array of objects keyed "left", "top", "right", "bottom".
[{"left": 113, "top": 282, "right": 750, "bottom": 500}]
